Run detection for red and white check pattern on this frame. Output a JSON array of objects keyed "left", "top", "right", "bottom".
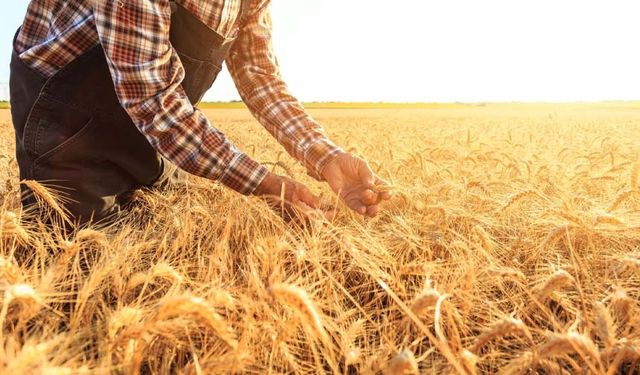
[{"left": 15, "top": 0, "right": 343, "bottom": 195}]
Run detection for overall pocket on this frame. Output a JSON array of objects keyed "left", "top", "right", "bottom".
[
  {"left": 22, "top": 94, "right": 95, "bottom": 168},
  {"left": 176, "top": 51, "right": 222, "bottom": 105}
]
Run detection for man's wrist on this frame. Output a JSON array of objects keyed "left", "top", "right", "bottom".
[
  {"left": 254, "top": 171, "right": 276, "bottom": 196},
  {"left": 297, "top": 137, "right": 344, "bottom": 181},
  {"left": 319, "top": 152, "right": 344, "bottom": 181},
  {"left": 217, "top": 153, "right": 269, "bottom": 196}
]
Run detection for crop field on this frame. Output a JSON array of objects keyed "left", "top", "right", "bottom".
[{"left": 1, "top": 104, "right": 640, "bottom": 374}]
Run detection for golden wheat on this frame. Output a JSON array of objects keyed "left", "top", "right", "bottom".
[
  {"left": 607, "top": 189, "right": 640, "bottom": 212},
  {"left": 537, "top": 331, "right": 602, "bottom": 372},
  {"left": 386, "top": 348, "right": 419, "bottom": 375},
  {"left": 154, "top": 294, "right": 238, "bottom": 349},
  {"left": 1, "top": 105, "right": 639, "bottom": 373},
  {"left": 268, "top": 283, "right": 329, "bottom": 343},
  {"left": 470, "top": 318, "right": 532, "bottom": 353},
  {"left": 0, "top": 256, "right": 21, "bottom": 284},
  {"left": 21, "top": 180, "right": 69, "bottom": 222},
  {"left": 594, "top": 301, "right": 616, "bottom": 347},
  {"left": 608, "top": 289, "right": 633, "bottom": 326},
  {"left": 1, "top": 211, "right": 29, "bottom": 244},
  {"left": 532, "top": 269, "right": 574, "bottom": 301}
]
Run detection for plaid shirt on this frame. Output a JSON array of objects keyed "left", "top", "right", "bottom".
[{"left": 15, "top": 0, "right": 343, "bottom": 195}]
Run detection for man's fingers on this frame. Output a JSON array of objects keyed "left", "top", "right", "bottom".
[
  {"left": 262, "top": 194, "right": 285, "bottom": 207},
  {"left": 302, "top": 205, "right": 337, "bottom": 222},
  {"left": 281, "top": 180, "right": 319, "bottom": 208},
  {"left": 257, "top": 174, "right": 331, "bottom": 224},
  {"left": 297, "top": 185, "right": 320, "bottom": 209},
  {"left": 289, "top": 201, "right": 337, "bottom": 226},
  {"left": 366, "top": 205, "right": 380, "bottom": 217},
  {"left": 291, "top": 190, "right": 301, "bottom": 205},
  {"left": 323, "top": 209, "right": 337, "bottom": 221},
  {"left": 342, "top": 188, "right": 385, "bottom": 216},
  {"left": 345, "top": 196, "right": 367, "bottom": 215},
  {"left": 374, "top": 176, "right": 392, "bottom": 200},
  {"left": 278, "top": 200, "right": 315, "bottom": 226},
  {"left": 361, "top": 189, "right": 378, "bottom": 205},
  {"left": 375, "top": 175, "right": 390, "bottom": 185},
  {"left": 292, "top": 200, "right": 313, "bottom": 215},
  {"left": 342, "top": 191, "right": 367, "bottom": 215}
]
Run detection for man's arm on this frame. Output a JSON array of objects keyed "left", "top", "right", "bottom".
[
  {"left": 226, "top": 1, "right": 391, "bottom": 216},
  {"left": 92, "top": 0, "right": 268, "bottom": 194},
  {"left": 226, "top": 0, "right": 344, "bottom": 180}
]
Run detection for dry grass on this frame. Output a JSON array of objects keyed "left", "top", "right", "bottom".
[{"left": 1, "top": 104, "right": 640, "bottom": 373}]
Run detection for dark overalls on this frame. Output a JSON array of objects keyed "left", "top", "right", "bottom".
[{"left": 10, "top": 1, "right": 249, "bottom": 225}]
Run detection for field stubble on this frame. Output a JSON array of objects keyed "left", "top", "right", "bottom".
[{"left": 1, "top": 104, "right": 640, "bottom": 374}]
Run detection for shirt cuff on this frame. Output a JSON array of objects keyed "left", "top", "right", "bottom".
[
  {"left": 218, "top": 153, "right": 269, "bottom": 195},
  {"left": 302, "top": 138, "right": 345, "bottom": 181}
]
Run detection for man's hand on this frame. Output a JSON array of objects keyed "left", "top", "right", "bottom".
[
  {"left": 322, "top": 153, "right": 391, "bottom": 217},
  {"left": 254, "top": 172, "right": 334, "bottom": 223}
]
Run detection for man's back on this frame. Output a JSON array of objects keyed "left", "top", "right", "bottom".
[{"left": 16, "top": 0, "right": 247, "bottom": 78}]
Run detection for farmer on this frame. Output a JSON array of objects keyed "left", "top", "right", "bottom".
[{"left": 10, "top": 0, "right": 390, "bottom": 225}]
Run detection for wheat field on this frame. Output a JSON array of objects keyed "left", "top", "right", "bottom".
[{"left": 1, "top": 104, "right": 640, "bottom": 374}]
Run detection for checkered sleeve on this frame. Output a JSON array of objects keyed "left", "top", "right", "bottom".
[
  {"left": 92, "top": 0, "right": 268, "bottom": 195},
  {"left": 226, "top": 0, "right": 344, "bottom": 181}
]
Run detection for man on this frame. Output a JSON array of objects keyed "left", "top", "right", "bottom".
[{"left": 10, "top": 0, "right": 390, "bottom": 225}]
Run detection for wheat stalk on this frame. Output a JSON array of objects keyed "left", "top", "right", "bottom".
[
  {"left": 594, "top": 301, "right": 616, "bottom": 347},
  {"left": 607, "top": 190, "right": 640, "bottom": 212},
  {"left": 594, "top": 214, "right": 625, "bottom": 226},
  {"left": 533, "top": 269, "right": 574, "bottom": 300},
  {"left": 343, "top": 319, "right": 365, "bottom": 366},
  {"left": 609, "top": 289, "right": 633, "bottom": 326},
  {"left": 409, "top": 288, "right": 441, "bottom": 316},
  {"left": 470, "top": 318, "right": 532, "bottom": 353},
  {"left": 499, "top": 190, "right": 543, "bottom": 212},
  {"left": 602, "top": 339, "right": 640, "bottom": 375},
  {"left": 269, "top": 283, "right": 329, "bottom": 343},
  {"left": 108, "top": 306, "right": 144, "bottom": 340},
  {"left": 471, "top": 225, "right": 493, "bottom": 252},
  {"left": 499, "top": 351, "right": 534, "bottom": 375},
  {"left": 460, "top": 349, "right": 478, "bottom": 375},
  {"left": 0, "top": 283, "right": 43, "bottom": 341},
  {"left": 386, "top": 348, "right": 419, "bottom": 375},
  {"left": 0, "top": 256, "right": 22, "bottom": 284},
  {"left": 153, "top": 294, "right": 238, "bottom": 349},
  {"left": 619, "top": 256, "right": 640, "bottom": 273},
  {"left": 486, "top": 265, "right": 526, "bottom": 283},
  {"left": 537, "top": 331, "right": 599, "bottom": 357},
  {"left": 21, "top": 180, "right": 70, "bottom": 223},
  {"left": 1, "top": 212, "right": 29, "bottom": 244},
  {"left": 537, "top": 331, "right": 602, "bottom": 372}
]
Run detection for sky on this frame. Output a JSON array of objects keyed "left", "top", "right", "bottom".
[{"left": 1, "top": 0, "right": 639, "bottom": 102}]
